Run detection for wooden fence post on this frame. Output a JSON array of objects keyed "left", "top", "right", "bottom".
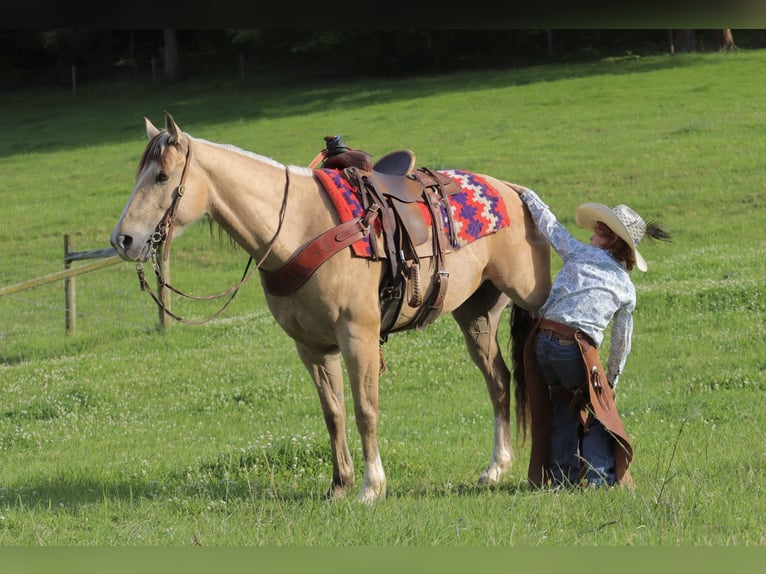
[
  {"left": 1, "top": 236, "right": 169, "bottom": 334},
  {"left": 64, "top": 234, "right": 76, "bottom": 334}
]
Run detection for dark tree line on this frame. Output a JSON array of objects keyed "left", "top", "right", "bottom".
[{"left": 1, "top": 29, "right": 760, "bottom": 90}]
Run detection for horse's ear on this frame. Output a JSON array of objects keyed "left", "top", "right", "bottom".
[
  {"left": 145, "top": 117, "right": 161, "bottom": 140},
  {"left": 164, "top": 111, "right": 181, "bottom": 144}
]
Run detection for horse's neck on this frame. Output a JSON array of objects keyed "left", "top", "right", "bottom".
[{"left": 195, "top": 139, "right": 331, "bottom": 266}]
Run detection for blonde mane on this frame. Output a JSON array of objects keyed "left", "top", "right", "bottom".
[
  {"left": 138, "top": 132, "right": 313, "bottom": 178},
  {"left": 198, "top": 138, "right": 314, "bottom": 176}
]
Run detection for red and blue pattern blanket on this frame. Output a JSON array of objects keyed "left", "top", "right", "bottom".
[{"left": 314, "top": 168, "right": 510, "bottom": 258}]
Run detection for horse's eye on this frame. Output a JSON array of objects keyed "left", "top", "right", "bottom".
[{"left": 156, "top": 171, "right": 169, "bottom": 184}]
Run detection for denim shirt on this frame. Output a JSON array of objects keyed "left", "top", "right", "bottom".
[{"left": 520, "top": 188, "right": 636, "bottom": 387}]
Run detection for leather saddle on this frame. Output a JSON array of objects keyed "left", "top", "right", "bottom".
[
  {"left": 261, "top": 144, "right": 463, "bottom": 340},
  {"left": 343, "top": 156, "right": 462, "bottom": 338},
  {"left": 372, "top": 149, "right": 416, "bottom": 176}
]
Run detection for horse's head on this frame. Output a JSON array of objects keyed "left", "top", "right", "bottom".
[{"left": 111, "top": 112, "right": 207, "bottom": 262}]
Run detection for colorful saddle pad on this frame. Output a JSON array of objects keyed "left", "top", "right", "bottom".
[{"left": 314, "top": 168, "right": 510, "bottom": 258}]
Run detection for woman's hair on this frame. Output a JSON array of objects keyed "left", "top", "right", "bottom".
[{"left": 594, "top": 222, "right": 636, "bottom": 271}]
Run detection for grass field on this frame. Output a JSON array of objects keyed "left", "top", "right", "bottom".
[{"left": 1, "top": 51, "right": 765, "bottom": 546}]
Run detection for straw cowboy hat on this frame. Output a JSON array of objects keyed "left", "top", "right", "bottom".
[{"left": 575, "top": 203, "right": 649, "bottom": 271}]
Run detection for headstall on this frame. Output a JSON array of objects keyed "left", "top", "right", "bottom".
[{"left": 135, "top": 139, "right": 290, "bottom": 324}]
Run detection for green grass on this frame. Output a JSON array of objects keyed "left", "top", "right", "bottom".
[{"left": 1, "top": 51, "right": 765, "bottom": 546}]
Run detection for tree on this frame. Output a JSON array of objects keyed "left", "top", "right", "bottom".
[
  {"left": 163, "top": 29, "right": 181, "bottom": 83},
  {"left": 670, "top": 30, "right": 697, "bottom": 54}
]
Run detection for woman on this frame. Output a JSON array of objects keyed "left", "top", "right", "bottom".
[{"left": 509, "top": 183, "right": 670, "bottom": 489}]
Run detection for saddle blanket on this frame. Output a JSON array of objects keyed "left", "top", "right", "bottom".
[{"left": 314, "top": 168, "right": 510, "bottom": 258}]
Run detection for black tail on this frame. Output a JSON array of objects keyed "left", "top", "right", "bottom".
[{"left": 510, "top": 302, "right": 536, "bottom": 443}]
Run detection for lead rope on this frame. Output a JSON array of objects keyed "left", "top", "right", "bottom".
[{"left": 136, "top": 152, "right": 290, "bottom": 325}]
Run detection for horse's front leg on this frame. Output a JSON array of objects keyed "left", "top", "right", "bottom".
[
  {"left": 295, "top": 342, "right": 355, "bottom": 499},
  {"left": 452, "top": 281, "right": 515, "bottom": 485},
  {"left": 338, "top": 326, "right": 387, "bottom": 503}
]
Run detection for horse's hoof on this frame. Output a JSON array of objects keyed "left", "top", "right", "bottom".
[
  {"left": 478, "top": 465, "right": 507, "bottom": 486},
  {"left": 325, "top": 481, "right": 353, "bottom": 501},
  {"left": 478, "top": 472, "right": 497, "bottom": 486},
  {"left": 325, "top": 489, "right": 346, "bottom": 501},
  {"left": 357, "top": 486, "right": 386, "bottom": 504}
]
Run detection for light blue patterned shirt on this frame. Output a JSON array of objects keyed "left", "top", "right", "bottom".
[{"left": 520, "top": 188, "right": 635, "bottom": 387}]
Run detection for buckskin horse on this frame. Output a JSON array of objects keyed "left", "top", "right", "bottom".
[{"left": 110, "top": 112, "right": 551, "bottom": 503}]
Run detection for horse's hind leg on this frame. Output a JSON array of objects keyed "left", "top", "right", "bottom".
[
  {"left": 295, "top": 342, "right": 355, "bottom": 499},
  {"left": 452, "top": 280, "right": 514, "bottom": 485}
]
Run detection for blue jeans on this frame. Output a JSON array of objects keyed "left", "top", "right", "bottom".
[{"left": 535, "top": 330, "right": 616, "bottom": 487}]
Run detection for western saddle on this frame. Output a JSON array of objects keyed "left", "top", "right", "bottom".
[{"left": 261, "top": 136, "right": 463, "bottom": 339}]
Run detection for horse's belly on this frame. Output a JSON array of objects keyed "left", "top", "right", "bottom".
[{"left": 390, "top": 246, "right": 490, "bottom": 329}]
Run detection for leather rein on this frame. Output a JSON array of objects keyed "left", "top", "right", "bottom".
[{"left": 135, "top": 139, "right": 290, "bottom": 324}]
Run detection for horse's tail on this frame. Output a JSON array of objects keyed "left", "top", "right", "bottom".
[{"left": 510, "top": 302, "right": 536, "bottom": 444}]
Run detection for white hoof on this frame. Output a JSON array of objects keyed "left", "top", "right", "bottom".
[
  {"left": 478, "top": 458, "right": 513, "bottom": 485},
  {"left": 478, "top": 467, "right": 502, "bottom": 485},
  {"left": 357, "top": 485, "right": 386, "bottom": 504}
]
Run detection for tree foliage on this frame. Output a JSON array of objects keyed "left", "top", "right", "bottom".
[{"left": 2, "top": 29, "right": 763, "bottom": 89}]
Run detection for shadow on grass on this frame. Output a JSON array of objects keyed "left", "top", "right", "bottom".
[
  {"left": 2, "top": 473, "right": 320, "bottom": 511},
  {"left": 386, "top": 479, "right": 533, "bottom": 500},
  {"left": 0, "top": 52, "right": 717, "bottom": 159},
  {"left": 2, "top": 455, "right": 534, "bottom": 511},
  {"left": 2, "top": 476, "right": 536, "bottom": 513}
]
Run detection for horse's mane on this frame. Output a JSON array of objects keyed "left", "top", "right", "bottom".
[
  {"left": 199, "top": 138, "right": 313, "bottom": 176},
  {"left": 200, "top": 138, "right": 284, "bottom": 168},
  {"left": 138, "top": 132, "right": 312, "bottom": 177}
]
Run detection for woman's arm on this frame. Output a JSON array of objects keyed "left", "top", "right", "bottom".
[
  {"left": 607, "top": 306, "right": 633, "bottom": 387},
  {"left": 509, "top": 184, "right": 581, "bottom": 259}
]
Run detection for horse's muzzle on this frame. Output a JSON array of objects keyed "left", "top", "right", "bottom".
[{"left": 110, "top": 231, "right": 150, "bottom": 262}]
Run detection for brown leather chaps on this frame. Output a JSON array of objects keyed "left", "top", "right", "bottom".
[{"left": 524, "top": 319, "right": 634, "bottom": 488}]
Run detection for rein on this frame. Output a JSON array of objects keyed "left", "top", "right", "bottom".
[{"left": 135, "top": 140, "right": 290, "bottom": 324}]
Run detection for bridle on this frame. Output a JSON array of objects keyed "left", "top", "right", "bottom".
[{"left": 135, "top": 139, "right": 290, "bottom": 324}]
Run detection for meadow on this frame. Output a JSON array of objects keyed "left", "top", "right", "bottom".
[{"left": 0, "top": 51, "right": 764, "bottom": 548}]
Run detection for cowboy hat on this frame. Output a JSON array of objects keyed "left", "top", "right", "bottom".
[{"left": 575, "top": 203, "right": 648, "bottom": 271}]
